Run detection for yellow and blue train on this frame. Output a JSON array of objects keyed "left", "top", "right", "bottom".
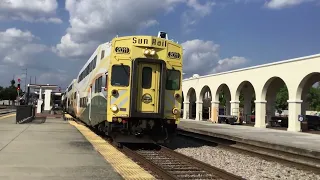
[{"left": 62, "top": 32, "right": 183, "bottom": 143}]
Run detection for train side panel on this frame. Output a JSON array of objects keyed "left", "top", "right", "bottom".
[{"left": 76, "top": 42, "right": 112, "bottom": 127}]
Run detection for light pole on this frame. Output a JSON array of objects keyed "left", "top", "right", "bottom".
[{"left": 22, "top": 68, "right": 27, "bottom": 93}]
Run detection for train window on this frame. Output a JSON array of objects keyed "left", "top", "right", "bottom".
[
  {"left": 81, "top": 98, "right": 84, "bottom": 107},
  {"left": 105, "top": 75, "right": 108, "bottom": 89},
  {"left": 93, "top": 55, "right": 97, "bottom": 69},
  {"left": 101, "top": 50, "right": 105, "bottom": 60},
  {"left": 166, "top": 70, "right": 181, "bottom": 90},
  {"left": 95, "top": 78, "right": 98, "bottom": 93},
  {"left": 98, "top": 76, "right": 102, "bottom": 92},
  {"left": 142, "top": 67, "right": 152, "bottom": 89},
  {"left": 89, "top": 62, "right": 92, "bottom": 72},
  {"left": 111, "top": 65, "right": 130, "bottom": 87}
]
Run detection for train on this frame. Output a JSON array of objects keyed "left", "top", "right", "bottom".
[{"left": 62, "top": 31, "right": 183, "bottom": 143}]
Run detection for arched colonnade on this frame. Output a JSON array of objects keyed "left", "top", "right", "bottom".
[{"left": 181, "top": 54, "right": 320, "bottom": 132}]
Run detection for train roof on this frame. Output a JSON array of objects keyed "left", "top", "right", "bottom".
[{"left": 77, "top": 42, "right": 111, "bottom": 78}]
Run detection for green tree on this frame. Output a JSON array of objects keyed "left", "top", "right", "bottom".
[
  {"left": 239, "top": 92, "right": 256, "bottom": 113},
  {"left": 239, "top": 93, "right": 244, "bottom": 107},
  {"left": 275, "top": 85, "right": 289, "bottom": 112},
  {"left": 0, "top": 86, "right": 3, "bottom": 100},
  {"left": 274, "top": 84, "right": 320, "bottom": 112},
  {"left": 2, "top": 79, "right": 19, "bottom": 105},
  {"left": 219, "top": 92, "right": 226, "bottom": 106},
  {"left": 10, "top": 79, "right": 15, "bottom": 87},
  {"left": 307, "top": 86, "right": 320, "bottom": 111}
]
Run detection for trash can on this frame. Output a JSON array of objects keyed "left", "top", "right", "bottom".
[
  {"left": 16, "top": 105, "right": 33, "bottom": 123},
  {"left": 301, "top": 121, "right": 308, "bottom": 132}
]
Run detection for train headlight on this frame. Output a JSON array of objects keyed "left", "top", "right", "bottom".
[
  {"left": 111, "top": 104, "right": 118, "bottom": 112},
  {"left": 144, "top": 49, "right": 150, "bottom": 55},
  {"left": 150, "top": 49, "right": 156, "bottom": 56},
  {"left": 172, "top": 108, "right": 179, "bottom": 115}
]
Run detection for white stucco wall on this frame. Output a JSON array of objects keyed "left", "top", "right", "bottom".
[{"left": 182, "top": 53, "right": 320, "bottom": 132}]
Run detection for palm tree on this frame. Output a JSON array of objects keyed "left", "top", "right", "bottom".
[{"left": 10, "top": 79, "right": 15, "bottom": 87}]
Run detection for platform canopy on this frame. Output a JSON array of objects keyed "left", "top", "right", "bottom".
[{"left": 28, "top": 84, "right": 58, "bottom": 90}]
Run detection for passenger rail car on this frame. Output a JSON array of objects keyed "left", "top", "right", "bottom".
[{"left": 64, "top": 31, "right": 183, "bottom": 143}]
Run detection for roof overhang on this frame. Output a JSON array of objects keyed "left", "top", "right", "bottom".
[{"left": 28, "top": 84, "right": 58, "bottom": 90}]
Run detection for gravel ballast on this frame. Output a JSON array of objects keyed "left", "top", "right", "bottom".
[{"left": 169, "top": 137, "right": 320, "bottom": 180}]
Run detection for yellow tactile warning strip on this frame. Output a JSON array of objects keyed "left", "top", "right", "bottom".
[
  {"left": 64, "top": 113, "right": 73, "bottom": 120},
  {"left": 0, "top": 113, "right": 16, "bottom": 119},
  {"left": 68, "top": 120, "right": 156, "bottom": 180},
  {"left": 64, "top": 114, "right": 72, "bottom": 118}
]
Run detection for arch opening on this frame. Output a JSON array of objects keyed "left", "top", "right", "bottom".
[
  {"left": 186, "top": 88, "right": 196, "bottom": 119},
  {"left": 297, "top": 72, "right": 320, "bottom": 132},
  {"left": 262, "top": 77, "right": 288, "bottom": 130},
  {"left": 236, "top": 81, "right": 256, "bottom": 126},
  {"left": 200, "top": 85, "right": 212, "bottom": 121},
  {"left": 215, "top": 83, "right": 231, "bottom": 123}
]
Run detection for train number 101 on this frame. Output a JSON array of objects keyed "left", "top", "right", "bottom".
[{"left": 115, "top": 47, "right": 130, "bottom": 54}]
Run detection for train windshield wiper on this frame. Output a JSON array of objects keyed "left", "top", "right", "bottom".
[{"left": 121, "top": 63, "right": 129, "bottom": 77}]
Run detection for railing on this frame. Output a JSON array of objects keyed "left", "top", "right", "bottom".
[{"left": 16, "top": 105, "right": 35, "bottom": 124}]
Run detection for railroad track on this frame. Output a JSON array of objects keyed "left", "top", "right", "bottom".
[
  {"left": 67, "top": 117, "right": 243, "bottom": 179},
  {"left": 0, "top": 109, "right": 16, "bottom": 115},
  {"left": 119, "top": 143, "right": 244, "bottom": 180},
  {"left": 68, "top": 117, "right": 243, "bottom": 179},
  {"left": 177, "top": 129, "right": 320, "bottom": 175}
]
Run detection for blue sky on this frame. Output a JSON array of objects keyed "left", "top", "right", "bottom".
[{"left": 0, "top": 0, "right": 319, "bottom": 91}]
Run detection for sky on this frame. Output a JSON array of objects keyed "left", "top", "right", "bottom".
[{"left": 0, "top": 0, "right": 319, "bottom": 91}]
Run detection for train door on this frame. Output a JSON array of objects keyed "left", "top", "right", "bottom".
[
  {"left": 136, "top": 63, "right": 160, "bottom": 113},
  {"left": 76, "top": 91, "right": 80, "bottom": 116},
  {"left": 66, "top": 97, "right": 69, "bottom": 110},
  {"left": 73, "top": 92, "right": 76, "bottom": 114},
  {"left": 88, "top": 85, "right": 92, "bottom": 122}
]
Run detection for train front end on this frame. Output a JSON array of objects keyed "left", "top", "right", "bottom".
[{"left": 107, "top": 32, "right": 183, "bottom": 143}]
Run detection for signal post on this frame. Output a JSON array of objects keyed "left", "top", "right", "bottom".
[{"left": 17, "top": 78, "right": 21, "bottom": 105}]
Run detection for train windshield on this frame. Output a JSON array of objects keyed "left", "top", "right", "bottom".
[
  {"left": 111, "top": 65, "right": 130, "bottom": 86},
  {"left": 166, "top": 69, "right": 180, "bottom": 90}
]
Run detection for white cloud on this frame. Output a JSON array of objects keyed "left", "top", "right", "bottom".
[
  {"left": 181, "top": 39, "right": 249, "bottom": 76},
  {"left": 0, "top": 28, "right": 49, "bottom": 66},
  {"left": 37, "top": 69, "right": 69, "bottom": 86},
  {"left": 0, "top": 0, "right": 61, "bottom": 23},
  {"left": 54, "top": 0, "right": 214, "bottom": 59},
  {"left": 212, "top": 56, "right": 248, "bottom": 73},
  {"left": 233, "top": 0, "right": 317, "bottom": 9},
  {"left": 182, "top": 0, "right": 215, "bottom": 32},
  {"left": 265, "top": 0, "right": 313, "bottom": 9}
]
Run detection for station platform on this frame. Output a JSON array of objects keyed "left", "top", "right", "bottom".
[
  {"left": 178, "top": 119, "right": 320, "bottom": 159},
  {"left": 0, "top": 114, "right": 154, "bottom": 180}
]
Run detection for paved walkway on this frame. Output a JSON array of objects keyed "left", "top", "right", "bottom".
[
  {"left": 179, "top": 119, "right": 320, "bottom": 157},
  {"left": 0, "top": 114, "right": 123, "bottom": 180}
]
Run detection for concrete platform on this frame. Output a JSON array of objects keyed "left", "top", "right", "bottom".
[
  {"left": 178, "top": 119, "right": 320, "bottom": 159},
  {"left": 0, "top": 115, "right": 123, "bottom": 180}
]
